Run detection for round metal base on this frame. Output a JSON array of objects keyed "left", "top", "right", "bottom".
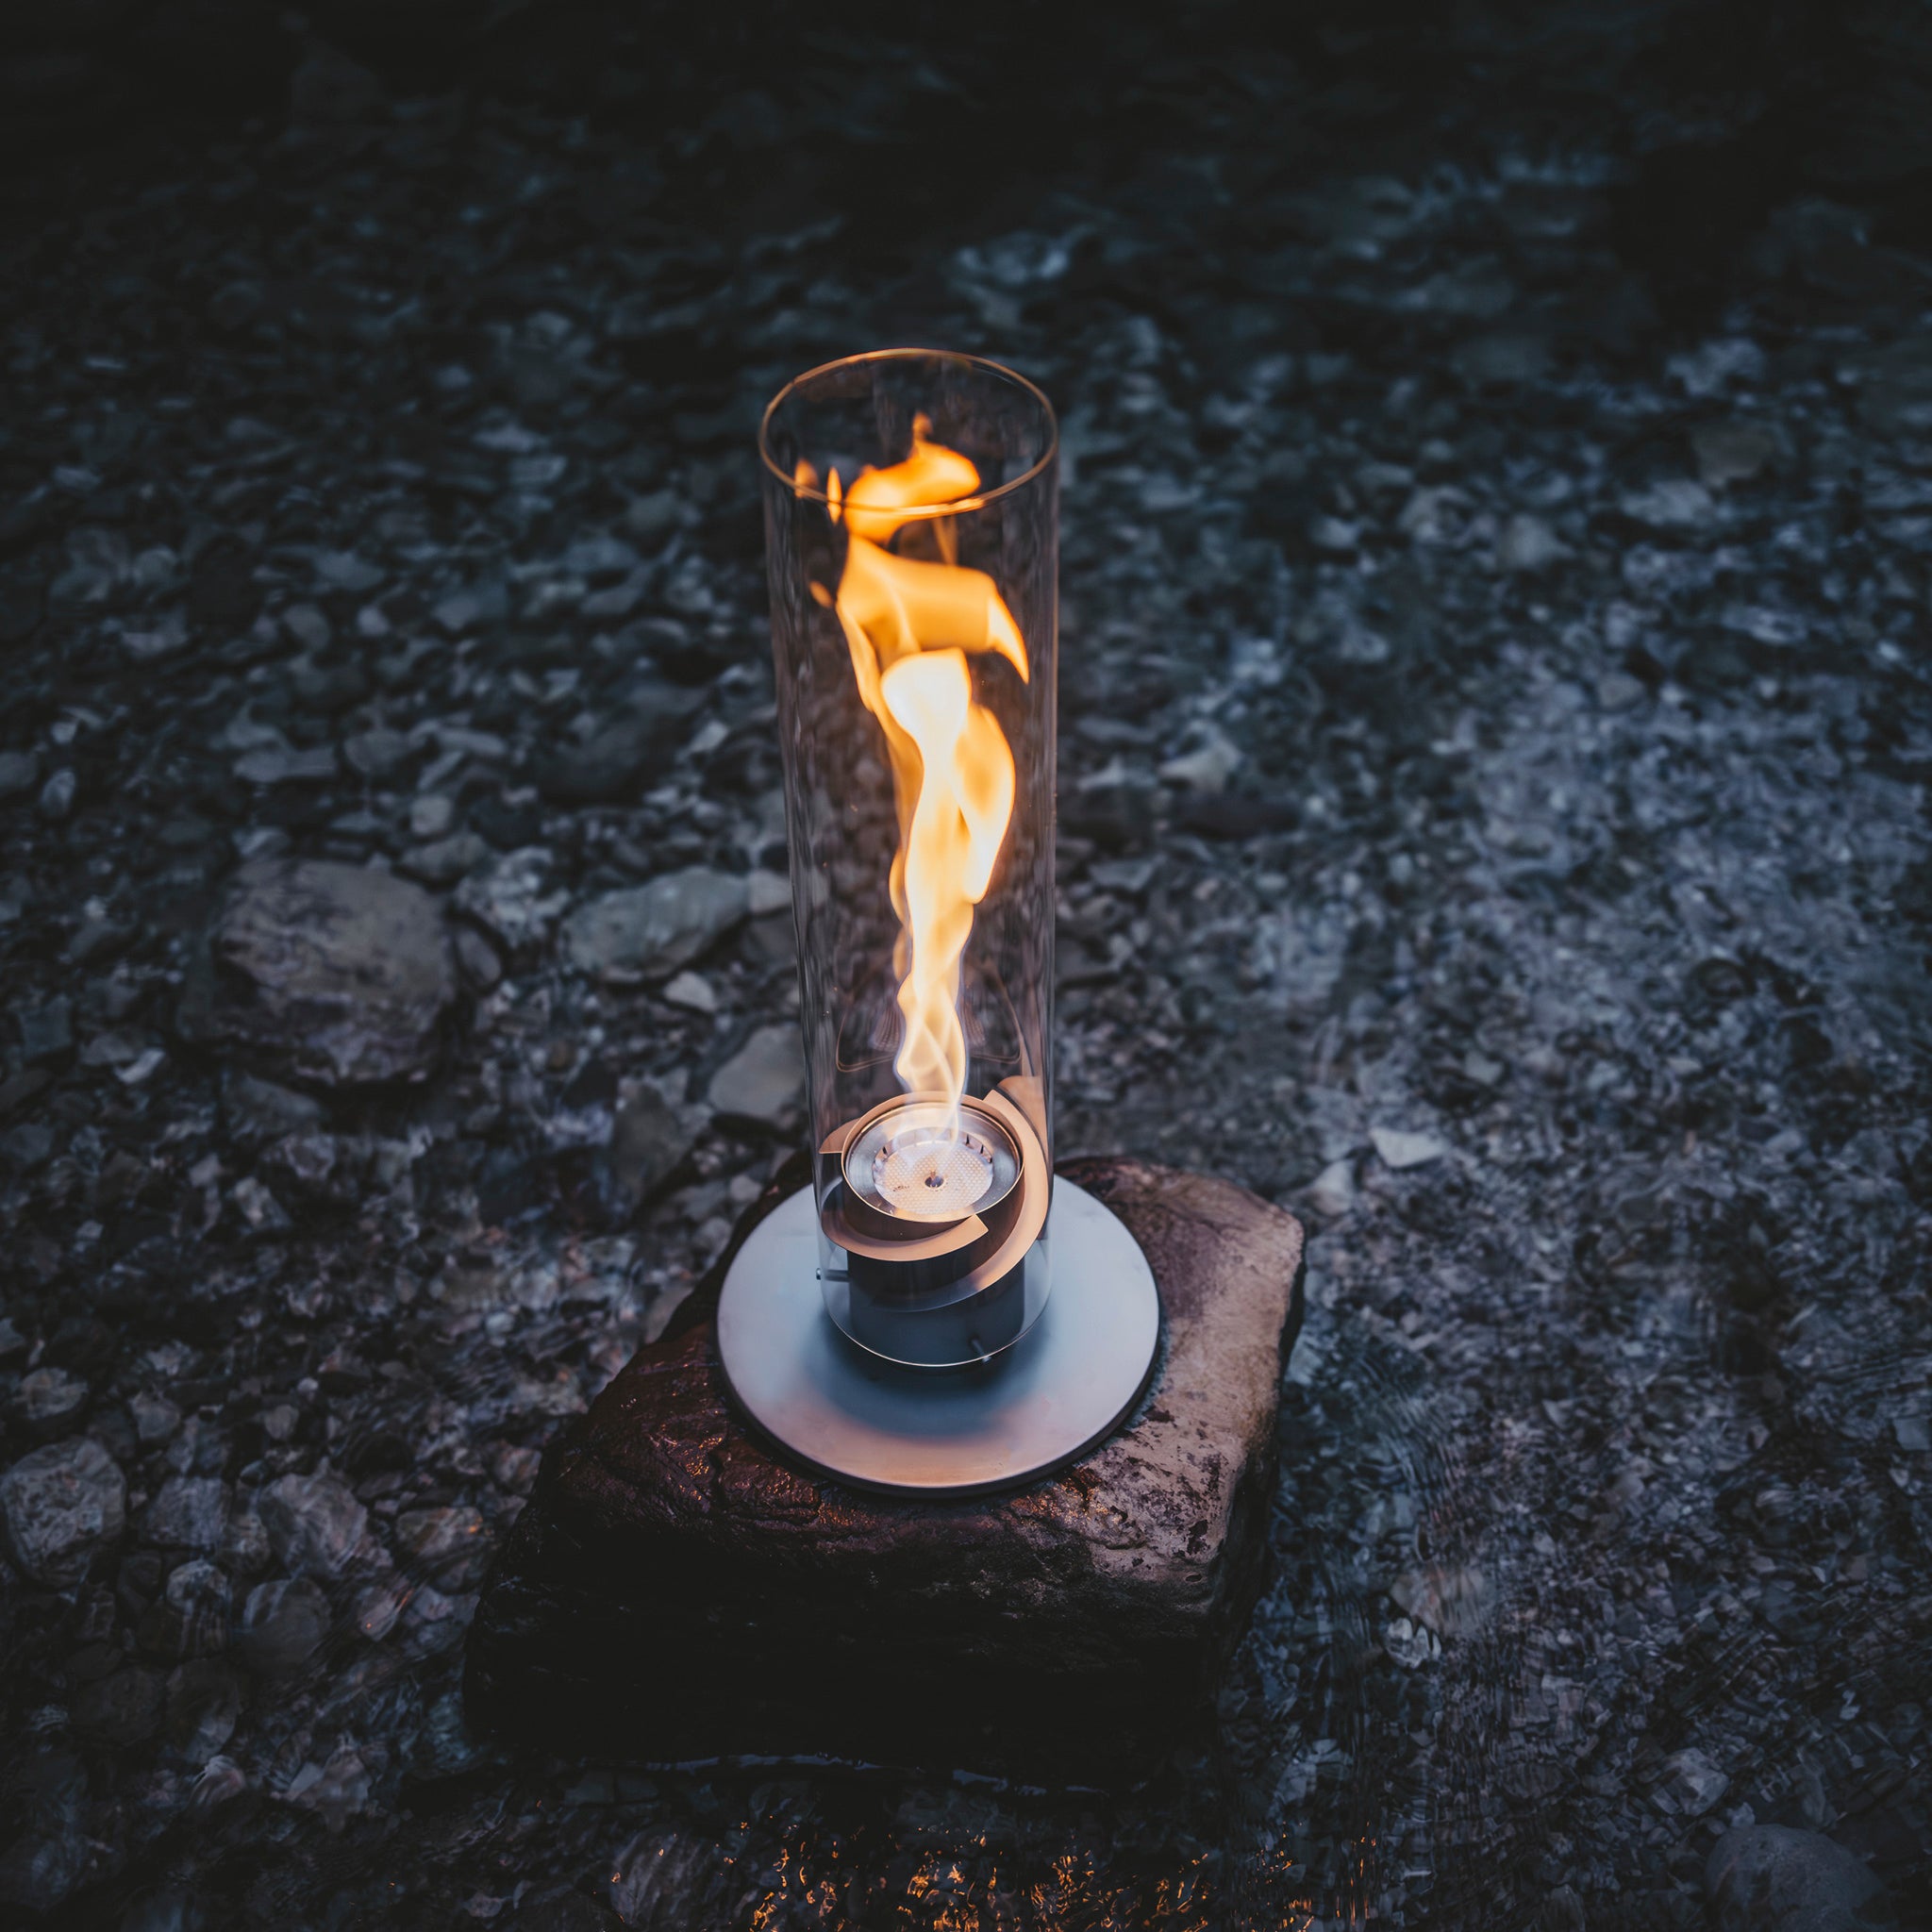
[{"left": 717, "top": 1179, "right": 1161, "bottom": 1497}]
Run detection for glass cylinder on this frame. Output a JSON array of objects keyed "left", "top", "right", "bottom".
[{"left": 759, "top": 350, "right": 1058, "bottom": 1368}]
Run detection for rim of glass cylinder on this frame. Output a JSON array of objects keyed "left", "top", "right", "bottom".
[{"left": 758, "top": 348, "right": 1058, "bottom": 521}]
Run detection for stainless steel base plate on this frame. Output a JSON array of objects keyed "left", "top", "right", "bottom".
[{"left": 717, "top": 1179, "right": 1162, "bottom": 1497}]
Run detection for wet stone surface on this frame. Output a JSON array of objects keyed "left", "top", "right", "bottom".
[
  {"left": 1706, "top": 1823, "right": 1901, "bottom": 1932},
  {"left": 0, "top": 5, "right": 1930, "bottom": 1926},
  {"left": 465, "top": 1157, "right": 1305, "bottom": 1786}
]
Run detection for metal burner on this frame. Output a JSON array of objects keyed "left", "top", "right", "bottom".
[
  {"left": 717, "top": 1176, "right": 1160, "bottom": 1496},
  {"left": 812, "top": 1086, "right": 1051, "bottom": 1368},
  {"left": 844, "top": 1098, "right": 1018, "bottom": 1223}
]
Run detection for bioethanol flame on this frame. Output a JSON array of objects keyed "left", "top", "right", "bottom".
[{"left": 813, "top": 415, "right": 1026, "bottom": 1126}]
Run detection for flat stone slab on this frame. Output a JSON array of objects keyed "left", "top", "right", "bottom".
[{"left": 463, "top": 1156, "right": 1305, "bottom": 1786}]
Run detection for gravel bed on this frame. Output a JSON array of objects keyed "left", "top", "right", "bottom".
[{"left": 1, "top": 9, "right": 1927, "bottom": 1926}]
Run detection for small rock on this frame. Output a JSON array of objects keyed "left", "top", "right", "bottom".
[
  {"left": 263, "top": 1130, "right": 344, "bottom": 1202},
  {"left": 117, "top": 1045, "right": 165, "bottom": 1086},
  {"left": 1, "top": 1122, "right": 54, "bottom": 1172},
  {"left": 1669, "top": 336, "right": 1766, "bottom": 396},
  {"left": 288, "top": 1748, "right": 370, "bottom": 1834},
  {"left": 143, "top": 1476, "right": 229, "bottom": 1553},
  {"left": 393, "top": 1506, "right": 491, "bottom": 1590},
  {"left": 1723, "top": 603, "right": 1807, "bottom": 650},
  {"left": 0, "top": 1436, "right": 126, "bottom": 1589},
  {"left": 166, "top": 1417, "right": 229, "bottom": 1478},
  {"left": 230, "top": 1175, "right": 291, "bottom": 1234},
  {"left": 1844, "top": 331, "right": 1932, "bottom": 439},
  {"left": 313, "top": 549, "right": 385, "bottom": 594},
  {"left": 659, "top": 970, "right": 717, "bottom": 1014},
  {"left": 16, "top": 995, "right": 73, "bottom": 1063},
  {"left": 353, "top": 1577, "right": 408, "bottom": 1641},
  {"left": 1454, "top": 330, "right": 1550, "bottom": 385},
  {"left": 435, "top": 723, "right": 509, "bottom": 759},
  {"left": 1307, "top": 1158, "right": 1357, "bottom": 1218},
  {"left": 1382, "top": 1614, "right": 1438, "bottom": 1670},
  {"left": 259, "top": 1471, "right": 368, "bottom": 1578},
  {"left": 707, "top": 1024, "right": 806, "bottom": 1126},
  {"left": 561, "top": 532, "right": 641, "bottom": 580},
  {"left": 1370, "top": 1126, "right": 1448, "bottom": 1170},
  {"left": 40, "top": 767, "right": 75, "bottom": 820},
  {"left": 608, "top": 1087, "right": 694, "bottom": 1209},
  {"left": 532, "top": 692, "right": 702, "bottom": 806},
  {"left": 0, "top": 1749, "right": 89, "bottom": 1911},
  {"left": 179, "top": 858, "right": 455, "bottom": 1088},
  {"left": 744, "top": 869, "right": 791, "bottom": 917},
  {"left": 491, "top": 1444, "right": 541, "bottom": 1496},
  {"left": 398, "top": 831, "right": 490, "bottom": 887},
  {"left": 236, "top": 1576, "right": 331, "bottom": 1675},
  {"left": 138, "top": 1558, "right": 231, "bottom": 1659},
  {"left": 223, "top": 1071, "right": 325, "bottom": 1143},
  {"left": 122, "top": 612, "right": 190, "bottom": 661},
  {"left": 1620, "top": 478, "right": 1716, "bottom": 529},
  {"left": 1660, "top": 1745, "right": 1729, "bottom": 1817},
  {"left": 409, "top": 792, "right": 457, "bottom": 840},
  {"left": 192, "top": 1755, "right": 250, "bottom": 1809},
  {"left": 625, "top": 490, "right": 682, "bottom": 543},
  {"left": 281, "top": 603, "right": 331, "bottom": 651},
  {"left": 563, "top": 869, "right": 748, "bottom": 983},
  {"left": 404, "top": 1582, "right": 478, "bottom": 1647},
  {"left": 342, "top": 726, "right": 413, "bottom": 783},
  {"left": 129, "top": 1394, "right": 180, "bottom": 1448},
  {"left": 224, "top": 707, "right": 289, "bottom": 756},
  {"left": 234, "top": 742, "right": 340, "bottom": 786},
  {"left": 580, "top": 574, "right": 644, "bottom": 619},
  {"left": 432, "top": 581, "right": 507, "bottom": 635},
  {"left": 166, "top": 1657, "right": 242, "bottom": 1758},
  {"left": 1692, "top": 420, "right": 1779, "bottom": 488},
  {"left": 1158, "top": 731, "right": 1242, "bottom": 794},
  {"left": 1495, "top": 512, "right": 1567, "bottom": 573},
  {"left": 293, "top": 658, "right": 371, "bottom": 713},
  {"left": 439, "top": 1257, "right": 510, "bottom": 1311},
  {"left": 0, "top": 748, "right": 41, "bottom": 798},
  {"left": 453, "top": 924, "right": 504, "bottom": 991},
  {"left": 0, "top": 1065, "right": 43, "bottom": 1117},
  {"left": 1307, "top": 513, "right": 1360, "bottom": 553},
  {"left": 1462, "top": 1049, "right": 1505, "bottom": 1086},
  {"left": 1596, "top": 671, "right": 1646, "bottom": 712},
  {"left": 453, "top": 846, "right": 571, "bottom": 956},
  {"left": 1707, "top": 1824, "right": 1896, "bottom": 1932},
  {"left": 7, "top": 1368, "right": 89, "bottom": 1440},
  {"left": 79, "top": 1030, "right": 143, "bottom": 1072},
  {"left": 221, "top": 1497, "right": 272, "bottom": 1578},
  {"left": 1389, "top": 1564, "right": 1492, "bottom": 1636},
  {"left": 72, "top": 1665, "right": 164, "bottom": 1745}
]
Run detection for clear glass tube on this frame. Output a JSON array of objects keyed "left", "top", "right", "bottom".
[{"left": 759, "top": 351, "right": 1058, "bottom": 1367}]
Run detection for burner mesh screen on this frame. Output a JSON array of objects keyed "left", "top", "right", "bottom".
[{"left": 873, "top": 1131, "right": 995, "bottom": 1218}]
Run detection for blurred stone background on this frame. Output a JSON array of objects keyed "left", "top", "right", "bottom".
[{"left": 1, "top": 3, "right": 1930, "bottom": 1927}]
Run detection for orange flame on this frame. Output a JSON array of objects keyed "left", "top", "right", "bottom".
[{"left": 818, "top": 416, "right": 1027, "bottom": 1124}]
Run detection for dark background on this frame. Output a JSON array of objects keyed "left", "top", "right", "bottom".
[{"left": 9, "top": 1, "right": 1932, "bottom": 312}]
